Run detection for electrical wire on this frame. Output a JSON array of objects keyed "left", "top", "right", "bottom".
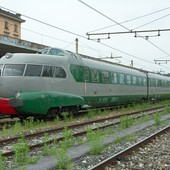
[
  {"left": 22, "top": 27, "right": 71, "bottom": 44},
  {"left": 78, "top": 0, "right": 129, "bottom": 31},
  {"left": 1, "top": 4, "right": 170, "bottom": 72},
  {"left": 132, "top": 13, "right": 170, "bottom": 30},
  {"left": 0, "top": 5, "right": 86, "bottom": 39},
  {"left": 78, "top": 0, "right": 170, "bottom": 70},
  {"left": 88, "top": 6, "right": 170, "bottom": 33}
]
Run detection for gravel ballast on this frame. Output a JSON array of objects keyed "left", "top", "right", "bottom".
[{"left": 13, "top": 114, "right": 170, "bottom": 170}]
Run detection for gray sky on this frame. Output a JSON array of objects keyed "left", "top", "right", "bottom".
[{"left": 1, "top": 0, "right": 170, "bottom": 73}]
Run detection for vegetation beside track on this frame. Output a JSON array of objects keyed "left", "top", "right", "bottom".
[
  {"left": 0, "top": 100, "right": 170, "bottom": 169},
  {"left": 1, "top": 100, "right": 170, "bottom": 139}
]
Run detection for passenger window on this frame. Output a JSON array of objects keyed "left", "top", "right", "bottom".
[
  {"left": 3, "top": 64, "right": 25, "bottom": 76},
  {"left": 126, "top": 75, "right": 131, "bottom": 85},
  {"left": 54, "top": 67, "right": 66, "bottom": 78},
  {"left": 158, "top": 80, "right": 162, "bottom": 86},
  {"left": 120, "top": 73, "right": 125, "bottom": 84},
  {"left": 138, "top": 77, "right": 142, "bottom": 85},
  {"left": 132, "top": 76, "right": 137, "bottom": 85},
  {"left": 102, "top": 71, "right": 109, "bottom": 83},
  {"left": 111, "top": 73, "right": 118, "bottom": 84},
  {"left": 0, "top": 64, "right": 3, "bottom": 76},
  {"left": 91, "top": 69, "right": 99, "bottom": 82},
  {"left": 42, "top": 66, "right": 55, "bottom": 77},
  {"left": 25, "top": 65, "right": 42, "bottom": 76},
  {"left": 143, "top": 78, "right": 147, "bottom": 86}
]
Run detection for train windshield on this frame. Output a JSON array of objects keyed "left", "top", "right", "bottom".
[
  {"left": 3, "top": 64, "right": 25, "bottom": 76},
  {"left": 37, "top": 48, "right": 64, "bottom": 56}
]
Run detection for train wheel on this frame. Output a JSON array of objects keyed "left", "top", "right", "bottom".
[{"left": 46, "top": 108, "right": 59, "bottom": 119}]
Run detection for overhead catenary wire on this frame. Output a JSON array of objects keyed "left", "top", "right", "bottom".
[
  {"left": 78, "top": 0, "right": 170, "bottom": 68},
  {"left": 132, "top": 13, "right": 170, "bottom": 30},
  {"left": 88, "top": 6, "right": 170, "bottom": 33},
  {"left": 0, "top": 5, "right": 170, "bottom": 72}
]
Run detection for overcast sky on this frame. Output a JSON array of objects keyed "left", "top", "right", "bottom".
[{"left": 1, "top": 0, "right": 170, "bottom": 73}]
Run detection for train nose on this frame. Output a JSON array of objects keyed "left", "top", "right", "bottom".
[
  {"left": 0, "top": 82, "right": 5, "bottom": 97},
  {"left": 0, "top": 80, "right": 7, "bottom": 97},
  {"left": 0, "top": 79, "right": 16, "bottom": 97}
]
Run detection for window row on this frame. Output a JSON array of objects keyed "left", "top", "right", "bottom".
[
  {"left": 84, "top": 67, "right": 170, "bottom": 87},
  {"left": 149, "top": 78, "right": 170, "bottom": 87},
  {"left": 0, "top": 64, "right": 66, "bottom": 78},
  {"left": 84, "top": 68, "right": 147, "bottom": 86}
]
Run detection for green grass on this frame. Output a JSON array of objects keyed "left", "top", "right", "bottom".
[
  {"left": 54, "top": 148, "right": 72, "bottom": 169},
  {"left": 0, "top": 151, "right": 6, "bottom": 170},
  {"left": 13, "top": 135, "right": 30, "bottom": 166},
  {"left": 154, "top": 112, "right": 161, "bottom": 125},
  {"left": 87, "top": 127, "right": 104, "bottom": 155}
]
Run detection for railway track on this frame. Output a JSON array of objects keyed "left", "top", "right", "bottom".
[
  {"left": 0, "top": 106, "right": 165, "bottom": 158},
  {"left": 0, "top": 107, "right": 163, "bottom": 156},
  {"left": 90, "top": 124, "right": 170, "bottom": 170},
  {"left": 0, "top": 106, "right": 163, "bottom": 156},
  {"left": 0, "top": 104, "right": 166, "bottom": 132}
]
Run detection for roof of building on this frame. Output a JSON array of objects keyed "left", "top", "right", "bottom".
[
  {"left": 0, "top": 35, "right": 48, "bottom": 57},
  {"left": 0, "top": 8, "right": 25, "bottom": 23}
]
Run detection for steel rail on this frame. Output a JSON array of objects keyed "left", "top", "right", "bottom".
[
  {"left": 1, "top": 106, "right": 164, "bottom": 157},
  {"left": 89, "top": 125, "right": 170, "bottom": 170},
  {"left": 0, "top": 106, "right": 163, "bottom": 146}
]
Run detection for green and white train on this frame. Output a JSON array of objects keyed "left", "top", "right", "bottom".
[{"left": 0, "top": 47, "right": 170, "bottom": 118}]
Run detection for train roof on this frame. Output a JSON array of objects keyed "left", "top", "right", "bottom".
[
  {"left": 1, "top": 47, "right": 170, "bottom": 80},
  {"left": 0, "top": 52, "right": 69, "bottom": 66},
  {"left": 79, "top": 53, "right": 148, "bottom": 75}
]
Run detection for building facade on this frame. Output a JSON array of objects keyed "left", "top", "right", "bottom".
[{"left": 0, "top": 8, "right": 25, "bottom": 39}]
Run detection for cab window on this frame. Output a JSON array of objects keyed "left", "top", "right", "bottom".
[
  {"left": 49, "top": 49, "right": 64, "bottom": 56},
  {"left": 3, "top": 64, "right": 25, "bottom": 76},
  {"left": 42, "top": 66, "right": 55, "bottom": 77},
  {"left": 25, "top": 64, "right": 42, "bottom": 76},
  {"left": 54, "top": 67, "right": 66, "bottom": 78}
]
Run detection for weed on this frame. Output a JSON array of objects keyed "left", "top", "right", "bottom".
[
  {"left": 13, "top": 135, "right": 30, "bottom": 166},
  {"left": 60, "top": 127, "right": 74, "bottom": 150},
  {"left": 161, "top": 106, "right": 170, "bottom": 115},
  {"left": 114, "top": 134, "right": 122, "bottom": 144},
  {"left": 87, "top": 110, "right": 96, "bottom": 118},
  {"left": 42, "top": 133, "right": 51, "bottom": 156},
  {"left": 13, "top": 121, "right": 23, "bottom": 135},
  {"left": 0, "top": 150, "right": 6, "bottom": 170},
  {"left": 61, "top": 112, "right": 69, "bottom": 122},
  {"left": 55, "top": 148, "right": 72, "bottom": 169},
  {"left": 87, "top": 127, "right": 104, "bottom": 155},
  {"left": 119, "top": 115, "right": 133, "bottom": 129},
  {"left": 53, "top": 115, "right": 60, "bottom": 124},
  {"left": 23, "top": 117, "right": 36, "bottom": 129},
  {"left": 154, "top": 112, "right": 161, "bottom": 125},
  {"left": 125, "top": 133, "right": 136, "bottom": 142}
]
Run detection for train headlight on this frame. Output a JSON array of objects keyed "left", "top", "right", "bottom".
[
  {"left": 5, "top": 53, "right": 13, "bottom": 59},
  {"left": 15, "top": 92, "right": 21, "bottom": 98}
]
